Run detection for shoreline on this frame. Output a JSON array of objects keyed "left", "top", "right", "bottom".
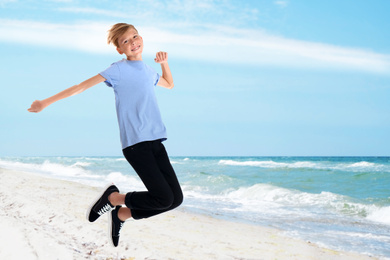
[{"left": 0, "top": 167, "right": 378, "bottom": 260}]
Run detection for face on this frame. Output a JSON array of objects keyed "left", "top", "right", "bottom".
[{"left": 116, "top": 28, "right": 143, "bottom": 60}]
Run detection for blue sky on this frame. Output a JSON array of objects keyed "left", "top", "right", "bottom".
[{"left": 1, "top": 0, "right": 389, "bottom": 156}]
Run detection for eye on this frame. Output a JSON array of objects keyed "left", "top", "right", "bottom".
[
  {"left": 133, "top": 35, "right": 138, "bottom": 39},
  {"left": 123, "top": 40, "right": 128, "bottom": 44}
]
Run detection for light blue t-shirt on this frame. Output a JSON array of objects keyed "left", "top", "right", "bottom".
[{"left": 99, "top": 59, "right": 167, "bottom": 149}]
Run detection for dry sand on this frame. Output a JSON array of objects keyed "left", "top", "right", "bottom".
[{"left": 0, "top": 168, "right": 377, "bottom": 260}]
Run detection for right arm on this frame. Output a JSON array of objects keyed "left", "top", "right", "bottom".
[{"left": 28, "top": 74, "right": 106, "bottom": 113}]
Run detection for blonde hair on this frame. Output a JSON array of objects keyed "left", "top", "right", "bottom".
[{"left": 107, "top": 23, "right": 138, "bottom": 48}]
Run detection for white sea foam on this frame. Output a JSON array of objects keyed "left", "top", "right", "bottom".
[
  {"left": 219, "top": 159, "right": 317, "bottom": 169},
  {"left": 71, "top": 162, "right": 92, "bottom": 167},
  {"left": 367, "top": 206, "right": 390, "bottom": 225},
  {"left": 347, "top": 161, "right": 376, "bottom": 168},
  {"left": 105, "top": 171, "right": 145, "bottom": 191},
  {"left": 339, "top": 161, "right": 387, "bottom": 173},
  {"left": 218, "top": 159, "right": 389, "bottom": 174},
  {"left": 210, "top": 183, "right": 378, "bottom": 221},
  {"left": 330, "top": 230, "right": 390, "bottom": 241},
  {"left": 0, "top": 159, "right": 100, "bottom": 181},
  {"left": 170, "top": 160, "right": 180, "bottom": 164},
  {"left": 83, "top": 157, "right": 110, "bottom": 161},
  {"left": 226, "top": 184, "right": 322, "bottom": 208},
  {"left": 106, "top": 171, "right": 130, "bottom": 183},
  {"left": 0, "top": 158, "right": 147, "bottom": 193}
]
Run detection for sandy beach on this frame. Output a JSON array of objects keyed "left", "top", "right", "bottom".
[{"left": 0, "top": 167, "right": 377, "bottom": 260}]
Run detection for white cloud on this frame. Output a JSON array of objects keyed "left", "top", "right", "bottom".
[
  {"left": 145, "top": 24, "right": 390, "bottom": 73},
  {"left": 274, "top": 1, "right": 289, "bottom": 8},
  {"left": 57, "top": 7, "right": 129, "bottom": 18},
  {"left": 0, "top": 19, "right": 389, "bottom": 74},
  {"left": 0, "top": 19, "right": 111, "bottom": 53}
]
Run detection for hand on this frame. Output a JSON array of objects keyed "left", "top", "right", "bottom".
[
  {"left": 28, "top": 100, "right": 45, "bottom": 113},
  {"left": 154, "top": 51, "right": 168, "bottom": 64}
]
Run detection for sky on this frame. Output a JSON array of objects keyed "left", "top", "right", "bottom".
[{"left": 0, "top": 0, "right": 389, "bottom": 157}]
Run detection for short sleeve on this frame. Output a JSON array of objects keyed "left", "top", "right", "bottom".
[{"left": 99, "top": 63, "right": 120, "bottom": 88}]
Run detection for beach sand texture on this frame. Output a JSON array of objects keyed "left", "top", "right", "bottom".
[{"left": 0, "top": 168, "right": 377, "bottom": 260}]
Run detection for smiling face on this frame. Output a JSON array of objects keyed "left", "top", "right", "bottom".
[{"left": 116, "top": 28, "right": 144, "bottom": 60}]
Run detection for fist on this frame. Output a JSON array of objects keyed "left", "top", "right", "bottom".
[
  {"left": 28, "top": 100, "right": 44, "bottom": 113},
  {"left": 154, "top": 51, "right": 168, "bottom": 64}
]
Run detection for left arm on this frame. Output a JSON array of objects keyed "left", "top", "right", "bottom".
[{"left": 155, "top": 51, "right": 174, "bottom": 89}]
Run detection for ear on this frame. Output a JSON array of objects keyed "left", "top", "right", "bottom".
[{"left": 116, "top": 47, "right": 123, "bottom": 55}]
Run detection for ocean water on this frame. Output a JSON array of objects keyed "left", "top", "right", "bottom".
[{"left": 1, "top": 156, "right": 389, "bottom": 258}]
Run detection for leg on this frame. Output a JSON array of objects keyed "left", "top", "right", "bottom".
[
  {"left": 153, "top": 140, "right": 183, "bottom": 210},
  {"left": 123, "top": 140, "right": 183, "bottom": 220},
  {"left": 109, "top": 192, "right": 132, "bottom": 221}
]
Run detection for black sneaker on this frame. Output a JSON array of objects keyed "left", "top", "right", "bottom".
[
  {"left": 87, "top": 184, "right": 119, "bottom": 222},
  {"left": 109, "top": 205, "right": 125, "bottom": 247}
]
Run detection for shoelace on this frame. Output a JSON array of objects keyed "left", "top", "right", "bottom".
[
  {"left": 116, "top": 221, "right": 124, "bottom": 236},
  {"left": 97, "top": 203, "right": 112, "bottom": 216}
]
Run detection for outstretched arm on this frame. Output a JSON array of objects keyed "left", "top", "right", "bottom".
[
  {"left": 155, "top": 51, "right": 174, "bottom": 89},
  {"left": 28, "top": 74, "right": 106, "bottom": 113}
]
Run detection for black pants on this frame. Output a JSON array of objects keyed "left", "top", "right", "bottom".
[{"left": 122, "top": 139, "right": 183, "bottom": 220}]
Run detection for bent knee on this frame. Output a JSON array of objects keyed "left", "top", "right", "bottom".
[
  {"left": 157, "top": 191, "right": 183, "bottom": 210},
  {"left": 155, "top": 192, "right": 175, "bottom": 209},
  {"left": 169, "top": 190, "right": 183, "bottom": 210},
  {"left": 155, "top": 187, "right": 184, "bottom": 210},
  {"left": 174, "top": 191, "right": 183, "bottom": 207}
]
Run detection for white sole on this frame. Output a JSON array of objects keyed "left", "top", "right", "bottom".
[
  {"left": 108, "top": 206, "right": 124, "bottom": 247},
  {"left": 86, "top": 183, "right": 115, "bottom": 222},
  {"left": 108, "top": 209, "right": 115, "bottom": 247}
]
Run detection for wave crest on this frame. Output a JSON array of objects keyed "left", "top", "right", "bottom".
[{"left": 218, "top": 159, "right": 388, "bottom": 173}]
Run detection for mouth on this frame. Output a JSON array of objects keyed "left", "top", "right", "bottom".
[{"left": 131, "top": 45, "right": 141, "bottom": 52}]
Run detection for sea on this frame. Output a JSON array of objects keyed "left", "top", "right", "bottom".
[{"left": 0, "top": 156, "right": 389, "bottom": 259}]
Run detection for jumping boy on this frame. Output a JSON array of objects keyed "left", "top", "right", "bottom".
[{"left": 28, "top": 23, "right": 183, "bottom": 247}]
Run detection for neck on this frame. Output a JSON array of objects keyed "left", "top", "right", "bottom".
[{"left": 126, "top": 54, "right": 142, "bottom": 61}]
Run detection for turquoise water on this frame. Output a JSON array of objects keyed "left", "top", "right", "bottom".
[{"left": 1, "top": 156, "right": 389, "bottom": 258}]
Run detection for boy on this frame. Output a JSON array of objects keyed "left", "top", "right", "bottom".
[{"left": 28, "top": 23, "right": 183, "bottom": 247}]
